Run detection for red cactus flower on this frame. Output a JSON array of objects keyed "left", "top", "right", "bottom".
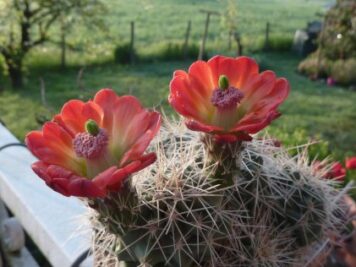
[
  {"left": 346, "top": 157, "right": 356, "bottom": 170},
  {"left": 314, "top": 161, "right": 346, "bottom": 182},
  {"left": 26, "top": 89, "right": 161, "bottom": 198},
  {"left": 169, "top": 56, "right": 290, "bottom": 142},
  {"left": 327, "top": 77, "right": 336, "bottom": 87},
  {"left": 328, "top": 162, "right": 346, "bottom": 181}
]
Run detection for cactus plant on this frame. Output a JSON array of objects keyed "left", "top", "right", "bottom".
[
  {"left": 25, "top": 56, "right": 351, "bottom": 267},
  {"left": 89, "top": 119, "right": 348, "bottom": 267}
]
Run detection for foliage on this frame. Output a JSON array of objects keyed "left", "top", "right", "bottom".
[
  {"left": 255, "top": 35, "right": 293, "bottom": 52},
  {"left": 220, "top": 0, "right": 238, "bottom": 34},
  {"left": 298, "top": 0, "right": 356, "bottom": 84},
  {"left": 0, "top": 0, "right": 105, "bottom": 88},
  {"left": 331, "top": 58, "right": 356, "bottom": 85},
  {"left": 265, "top": 127, "right": 330, "bottom": 161},
  {"left": 320, "top": 0, "right": 356, "bottom": 60},
  {"left": 298, "top": 52, "right": 332, "bottom": 78},
  {"left": 114, "top": 43, "right": 136, "bottom": 64},
  {"left": 159, "top": 42, "right": 202, "bottom": 61}
]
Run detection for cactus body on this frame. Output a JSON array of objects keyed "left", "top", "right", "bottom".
[{"left": 90, "top": 120, "right": 347, "bottom": 267}]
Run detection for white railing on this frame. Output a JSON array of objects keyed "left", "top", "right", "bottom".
[{"left": 0, "top": 124, "right": 93, "bottom": 267}]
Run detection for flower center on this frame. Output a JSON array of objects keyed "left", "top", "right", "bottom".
[
  {"left": 211, "top": 75, "right": 244, "bottom": 109},
  {"left": 211, "top": 87, "right": 244, "bottom": 109},
  {"left": 73, "top": 120, "right": 109, "bottom": 159}
]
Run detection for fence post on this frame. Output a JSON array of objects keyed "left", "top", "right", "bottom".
[
  {"left": 198, "top": 10, "right": 219, "bottom": 60},
  {"left": 199, "top": 13, "right": 210, "bottom": 60},
  {"left": 228, "top": 30, "right": 232, "bottom": 50},
  {"left": 60, "top": 18, "right": 66, "bottom": 69},
  {"left": 130, "top": 21, "right": 135, "bottom": 64},
  {"left": 183, "top": 20, "right": 191, "bottom": 60},
  {"left": 264, "top": 21, "right": 270, "bottom": 51},
  {"left": 39, "top": 77, "right": 47, "bottom": 108},
  {"left": 234, "top": 32, "right": 243, "bottom": 56}
]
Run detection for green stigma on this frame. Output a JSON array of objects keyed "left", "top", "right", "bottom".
[
  {"left": 218, "top": 75, "right": 229, "bottom": 90},
  {"left": 85, "top": 119, "right": 100, "bottom": 136}
]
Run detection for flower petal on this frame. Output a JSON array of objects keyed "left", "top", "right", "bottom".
[
  {"left": 92, "top": 153, "right": 157, "bottom": 192},
  {"left": 26, "top": 122, "right": 83, "bottom": 174},
  {"left": 32, "top": 161, "right": 105, "bottom": 197},
  {"left": 346, "top": 157, "right": 356, "bottom": 170},
  {"left": 208, "top": 56, "right": 259, "bottom": 90},
  {"left": 109, "top": 95, "right": 159, "bottom": 160},
  {"left": 169, "top": 63, "right": 214, "bottom": 122},
  {"left": 93, "top": 89, "right": 127, "bottom": 133},
  {"left": 185, "top": 119, "right": 224, "bottom": 133},
  {"left": 119, "top": 112, "right": 161, "bottom": 165},
  {"left": 54, "top": 100, "right": 103, "bottom": 136}
]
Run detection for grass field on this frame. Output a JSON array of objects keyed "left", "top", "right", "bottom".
[{"left": 1, "top": 0, "right": 355, "bottom": 162}]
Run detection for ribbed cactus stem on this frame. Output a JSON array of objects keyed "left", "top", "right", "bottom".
[
  {"left": 201, "top": 134, "right": 244, "bottom": 186},
  {"left": 91, "top": 180, "right": 140, "bottom": 236}
]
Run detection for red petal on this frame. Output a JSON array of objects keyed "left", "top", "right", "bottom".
[
  {"left": 94, "top": 89, "right": 123, "bottom": 133},
  {"left": 32, "top": 161, "right": 105, "bottom": 197},
  {"left": 233, "top": 77, "right": 289, "bottom": 134},
  {"left": 233, "top": 111, "right": 281, "bottom": 134},
  {"left": 67, "top": 177, "right": 106, "bottom": 197},
  {"left": 185, "top": 119, "right": 224, "bottom": 133},
  {"left": 55, "top": 100, "right": 103, "bottom": 135},
  {"left": 169, "top": 64, "right": 213, "bottom": 122},
  {"left": 241, "top": 71, "right": 277, "bottom": 103},
  {"left": 214, "top": 132, "right": 252, "bottom": 143},
  {"left": 346, "top": 157, "right": 356, "bottom": 170},
  {"left": 92, "top": 162, "right": 139, "bottom": 190},
  {"left": 187, "top": 61, "right": 215, "bottom": 99},
  {"left": 32, "top": 161, "right": 52, "bottom": 183},
  {"left": 120, "top": 112, "right": 161, "bottom": 165},
  {"left": 92, "top": 153, "right": 157, "bottom": 192},
  {"left": 208, "top": 56, "right": 259, "bottom": 90},
  {"left": 329, "top": 162, "right": 346, "bottom": 181},
  {"left": 32, "top": 162, "right": 71, "bottom": 196},
  {"left": 110, "top": 153, "right": 157, "bottom": 191},
  {"left": 26, "top": 122, "right": 83, "bottom": 174},
  {"left": 109, "top": 96, "right": 160, "bottom": 160}
]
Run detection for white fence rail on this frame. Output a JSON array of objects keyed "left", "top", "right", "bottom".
[{"left": 0, "top": 124, "right": 93, "bottom": 267}]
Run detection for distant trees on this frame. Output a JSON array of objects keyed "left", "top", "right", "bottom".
[
  {"left": 0, "top": 0, "right": 104, "bottom": 89},
  {"left": 298, "top": 0, "right": 356, "bottom": 85},
  {"left": 221, "top": 0, "right": 238, "bottom": 50}
]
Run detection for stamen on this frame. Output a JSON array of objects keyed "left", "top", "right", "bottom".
[
  {"left": 211, "top": 87, "right": 244, "bottom": 109},
  {"left": 73, "top": 129, "right": 108, "bottom": 159}
]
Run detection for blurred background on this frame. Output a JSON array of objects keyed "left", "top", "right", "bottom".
[{"left": 0, "top": 0, "right": 355, "bottom": 182}]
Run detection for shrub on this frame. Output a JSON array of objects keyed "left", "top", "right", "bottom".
[
  {"left": 159, "top": 42, "right": 203, "bottom": 61},
  {"left": 266, "top": 127, "right": 331, "bottom": 161},
  {"left": 255, "top": 35, "right": 293, "bottom": 52},
  {"left": 320, "top": 0, "right": 356, "bottom": 60},
  {"left": 331, "top": 58, "right": 356, "bottom": 85},
  {"left": 298, "top": 53, "right": 332, "bottom": 78},
  {"left": 114, "top": 43, "right": 136, "bottom": 64},
  {"left": 268, "top": 35, "right": 293, "bottom": 51}
]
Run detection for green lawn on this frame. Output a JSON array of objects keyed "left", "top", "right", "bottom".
[{"left": 1, "top": 0, "right": 355, "bottom": 162}]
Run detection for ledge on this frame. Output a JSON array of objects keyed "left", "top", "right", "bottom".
[{"left": 0, "top": 124, "right": 92, "bottom": 267}]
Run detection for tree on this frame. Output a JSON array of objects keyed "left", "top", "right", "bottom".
[
  {"left": 220, "top": 0, "right": 238, "bottom": 50},
  {"left": 0, "top": 0, "right": 104, "bottom": 89},
  {"left": 57, "top": 1, "right": 106, "bottom": 68},
  {"left": 319, "top": 0, "right": 356, "bottom": 61}
]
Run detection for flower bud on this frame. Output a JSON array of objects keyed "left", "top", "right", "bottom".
[
  {"left": 218, "top": 75, "right": 229, "bottom": 90},
  {"left": 85, "top": 119, "right": 100, "bottom": 136}
]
